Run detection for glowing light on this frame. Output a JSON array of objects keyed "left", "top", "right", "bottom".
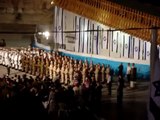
[
  {"left": 43, "top": 31, "right": 50, "bottom": 39},
  {"left": 51, "top": 1, "right": 54, "bottom": 5},
  {"left": 38, "top": 32, "right": 42, "bottom": 35}
]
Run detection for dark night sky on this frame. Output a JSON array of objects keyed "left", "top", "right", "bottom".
[
  {"left": 113, "top": 0, "right": 160, "bottom": 6},
  {"left": 109, "top": 0, "right": 160, "bottom": 17},
  {"left": 136, "top": 0, "right": 160, "bottom": 6}
]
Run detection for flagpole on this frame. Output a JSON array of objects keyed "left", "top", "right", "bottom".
[
  {"left": 150, "top": 27, "right": 157, "bottom": 83},
  {"left": 148, "top": 27, "right": 158, "bottom": 120}
]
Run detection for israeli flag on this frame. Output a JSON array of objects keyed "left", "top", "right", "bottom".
[
  {"left": 133, "top": 37, "right": 140, "bottom": 60},
  {"left": 119, "top": 31, "right": 124, "bottom": 57},
  {"left": 75, "top": 16, "right": 80, "bottom": 52},
  {"left": 90, "top": 22, "right": 94, "bottom": 54},
  {"left": 54, "top": 6, "right": 58, "bottom": 44},
  {"left": 146, "top": 41, "right": 151, "bottom": 61},
  {"left": 93, "top": 24, "right": 98, "bottom": 54},
  {"left": 57, "top": 8, "right": 63, "bottom": 45},
  {"left": 62, "top": 10, "right": 66, "bottom": 46},
  {"left": 87, "top": 20, "right": 91, "bottom": 54},
  {"left": 140, "top": 39, "right": 145, "bottom": 60},
  {"left": 102, "top": 29, "right": 108, "bottom": 49},
  {"left": 129, "top": 36, "right": 134, "bottom": 58},
  {"left": 124, "top": 33, "right": 129, "bottom": 58},
  {"left": 83, "top": 18, "right": 88, "bottom": 53},
  {"left": 108, "top": 30, "right": 113, "bottom": 55},
  {"left": 79, "top": 17, "right": 84, "bottom": 53},
  {"left": 112, "top": 31, "right": 118, "bottom": 53},
  {"left": 116, "top": 31, "right": 121, "bottom": 54},
  {"left": 97, "top": 26, "right": 101, "bottom": 54}
]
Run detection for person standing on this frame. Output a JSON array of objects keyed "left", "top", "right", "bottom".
[
  {"left": 117, "top": 63, "right": 124, "bottom": 106},
  {"left": 118, "top": 63, "right": 123, "bottom": 78},
  {"left": 126, "top": 63, "right": 131, "bottom": 84},
  {"left": 107, "top": 73, "right": 112, "bottom": 96},
  {"left": 117, "top": 72, "right": 124, "bottom": 107},
  {"left": 101, "top": 64, "right": 105, "bottom": 83},
  {"left": 130, "top": 63, "right": 137, "bottom": 88},
  {"left": 6, "top": 54, "right": 11, "bottom": 76}
]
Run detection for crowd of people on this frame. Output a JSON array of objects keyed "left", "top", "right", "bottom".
[{"left": 0, "top": 46, "right": 137, "bottom": 120}]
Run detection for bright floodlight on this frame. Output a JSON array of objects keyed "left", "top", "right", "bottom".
[
  {"left": 51, "top": 1, "right": 54, "bottom": 5},
  {"left": 43, "top": 31, "right": 50, "bottom": 39}
]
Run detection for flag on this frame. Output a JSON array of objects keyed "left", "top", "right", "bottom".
[
  {"left": 87, "top": 20, "right": 91, "bottom": 54},
  {"left": 61, "top": 9, "right": 64, "bottom": 48},
  {"left": 97, "top": 26, "right": 101, "bottom": 54},
  {"left": 57, "top": 7, "right": 63, "bottom": 45},
  {"left": 140, "top": 39, "right": 145, "bottom": 60},
  {"left": 116, "top": 31, "right": 120, "bottom": 53},
  {"left": 54, "top": 6, "right": 58, "bottom": 44},
  {"left": 90, "top": 22, "right": 94, "bottom": 54},
  {"left": 93, "top": 24, "right": 98, "bottom": 54},
  {"left": 108, "top": 29, "right": 112, "bottom": 56},
  {"left": 119, "top": 31, "right": 124, "bottom": 57},
  {"left": 102, "top": 29, "right": 108, "bottom": 49},
  {"left": 143, "top": 41, "right": 147, "bottom": 60},
  {"left": 124, "top": 33, "right": 129, "bottom": 58},
  {"left": 148, "top": 28, "right": 160, "bottom": 120},
  {"left": 146, "top": 42, "right": 151, "bottom": 61},
  {"left": 79, "top": 17, "right": 84, "bottom": 53},
  {"left": 83, "top": 18, "right": 88, "bottom": 53},
  {"left": 129, "top": 36, "right": 134, "bottom": 58},
  {"left": 112, "top": 31, "right": 118, "bottom": 53},
  {"left": 128, "top": 35, "right": 131, "bottom": 58},
  {"left": 133, "top": 37, "right": 140, "bottom": 60},
  {"left": 75, "top": 16, "right": 80, "bottom": 52}
]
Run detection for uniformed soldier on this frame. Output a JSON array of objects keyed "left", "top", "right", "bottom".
[
  {"left": 101, "top": 64, "right": 105, "bottom": 83},
  {"left": 21, "top": 54, "right": 25, "bottom": 72},
  {"left": 32, "top": 56, "right": 36, "bottom": 75},
  {"left": 14, "top": 52, "right": 18, "bottom": 69},
  {"left": 0, "top": 48, "right": 3, "bottom": 65},
  {"left": 17, "top": 52, "right": 22, "bottom": 70},
  {"left": 64, "top": 64, "right": 69, "bottom": 84},
  {"left": 95, "top": 64, "right": 100, "bottom": 82},
  {"left": 52, "top": 62, "right": 57, "bottom": 80},
  {"left": 36, "top": 57, "right": 41, "bottom": 75},
  {"left": 45, "top": 58, "right": 49, "bottom": 77},
  {"left": 49, "top": 61, "right": 53, "bottom": 79},
  {"left": 60, "top": 63, "right": 65, "bottom": 84},
  {"left": 106, "top": 65, "right": 111, "bottom": 80},
  {"left": 56, "top": 64, "right": 61, "bottom": 80},
  {"left": 69, "top": 63, "right": 74, "bottom": 85},
  {"left": 40, "top": 56, "right": 44, "bottom": 77},
  {"left": 28, "top": 55, "right": 32, "bottom": 73},
  {"left": 25, "top": 55, "right": 30, "bottom": 73},
  {"left": 82, "top": 63, "right": 87, "bottom": 83}
]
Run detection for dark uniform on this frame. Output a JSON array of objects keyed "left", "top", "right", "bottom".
[
  {"left": 117, "top": 63, "right": 124, "bottom": 106},
  {"left": 117, "top": 76, "right": 124, "bottom": 106}
]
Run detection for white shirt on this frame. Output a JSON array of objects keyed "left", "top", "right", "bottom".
[{"left": 127, "top": 66, "right": 131, "bottom": 75}]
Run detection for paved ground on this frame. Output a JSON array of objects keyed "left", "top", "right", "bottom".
[
  {"left": 0, "top": 65, "right": 149, "bottom": 120},
  {"left": 99, "top": 81, "right": 149, "bottom": 120}
]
